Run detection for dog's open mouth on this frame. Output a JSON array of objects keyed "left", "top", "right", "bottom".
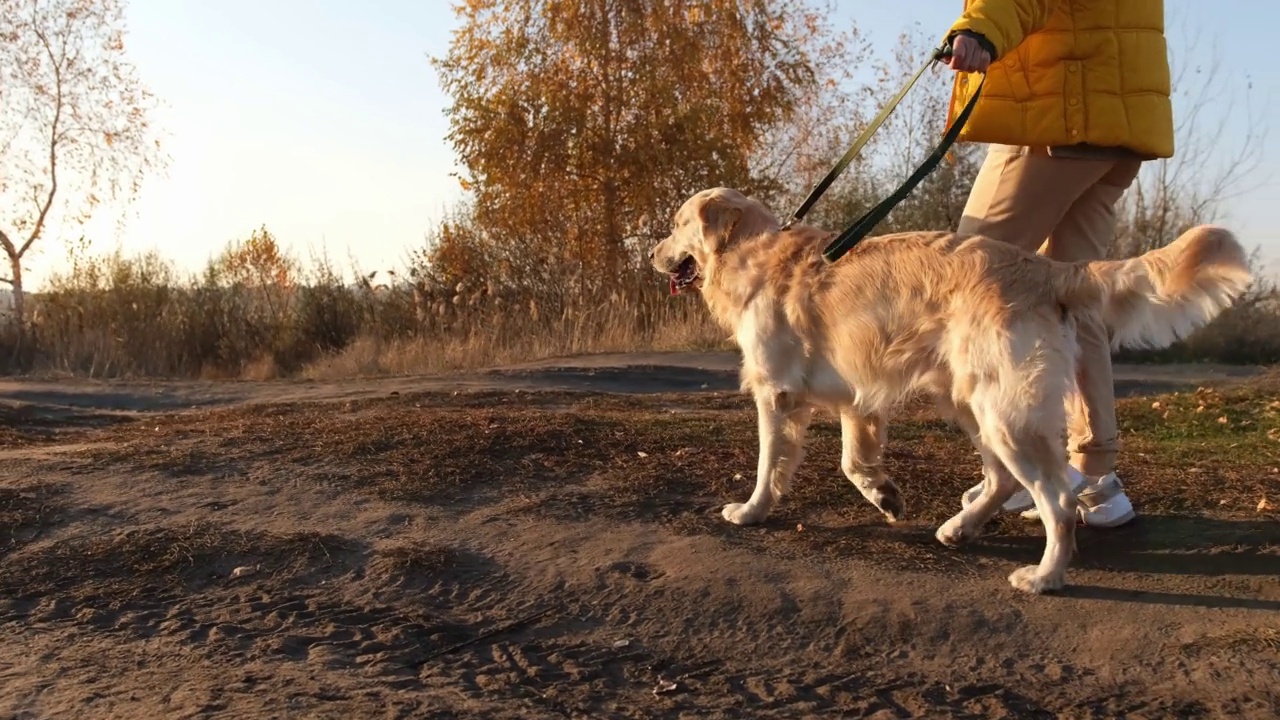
[{"left": 669, "top": 256, "right": 701, "bottom": 295}]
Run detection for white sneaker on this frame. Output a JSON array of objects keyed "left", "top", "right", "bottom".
[
  {"left": 1016, "top": 472, "right": 1136, "bottom": 527},
  {"left": 961, "top": 467, "right": 1136, "bottom": 527},
  {"left": 960, "top": 465, "right": 1087, "bottom": 513},
  {"left": 1070, "top": 472, "right": 1136, "bottom": 527}
]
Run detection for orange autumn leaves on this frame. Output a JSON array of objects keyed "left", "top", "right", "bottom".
[
  {"left": 213, "top": 226, "right": 297, "bottom": 290},
  {"left": 426, "top": 0, "right": 841, "bottom": 296}
]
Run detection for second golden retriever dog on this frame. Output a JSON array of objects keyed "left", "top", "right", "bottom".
[{"left": 650, "top": 187, "right": 1251, "bottom": 594}]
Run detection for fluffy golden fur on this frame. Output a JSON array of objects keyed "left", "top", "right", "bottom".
[{"left": 650, "top": 187, "right": 1252, "bottom": 594}]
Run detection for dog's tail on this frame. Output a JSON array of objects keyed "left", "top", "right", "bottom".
[{"left": 1051, "top": 225, "right": 1253, "bottom": 350}]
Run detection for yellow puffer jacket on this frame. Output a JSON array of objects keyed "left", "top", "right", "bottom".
[{"left": 945, "top": 0, "right": 1174, "bottom": 158}]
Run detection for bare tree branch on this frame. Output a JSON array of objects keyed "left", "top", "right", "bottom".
[
  {"left": 1110, "top": 5, "right": 1271, "bottom": 258},
  {"left": 22, "top": 16, "right": 65, "bottom": 260},
  {"left": 0, "top": 0, "right": 166, "bottom": 335},
  {"left": 0, "top": 229, "right": 17, "bottom": 261}
]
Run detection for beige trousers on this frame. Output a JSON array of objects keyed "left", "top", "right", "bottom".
[{"left": 957, "top": 145, "right": 1143, "bottom": 477}]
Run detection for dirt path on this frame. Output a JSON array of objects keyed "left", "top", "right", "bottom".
[
  {"left": 0, "top": 354, "right": 1277, "bottom": 718},
  {"left": 0, "top": 351, "right": 1264, "bottom": 415}
]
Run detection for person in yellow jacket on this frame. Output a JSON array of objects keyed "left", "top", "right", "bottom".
[{"left": 943, "top": 0, "right": 1175, "bottom": 528}]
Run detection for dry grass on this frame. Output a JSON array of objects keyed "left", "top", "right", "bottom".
[
  {"left": 366, "top": 543, "right": 468, "bottom": 591},
  {"left": 0, "top": 402, "right": 135, "bottom": 447},
  {"left": 1182, "top": 627, "right": 1280, "bottom": 659},
  {"left": 0, "top": 235, "right": 735, "bottom": 378},
  {"left": 0, "top": 520, "right": 353, "bottom": 608},
  {"left": 299, "top": 308, "right": 728, "bottom": 380},
  {"left": 0, "top": 483, "right": 67, "bottom": 559},
  {"left": 0, "top": 406, "right": 43, "bottom": 448},
  {"left": 2, "top": 237, "right": 1275, "bottom": 380}
]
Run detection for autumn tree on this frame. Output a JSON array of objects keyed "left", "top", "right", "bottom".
[
  {"left": 211, "top": 225, "right": 298, "bottom": 291},
  {"left": 206, "top": 225, "right": 299, "bottom": 338},
  {"left": 428, "top": 0, "right": 858, "bottom": 304},
  {"left": 0, "top": 0, "right": 164, "bottom": 337}
]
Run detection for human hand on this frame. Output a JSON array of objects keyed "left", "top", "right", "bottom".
[{"left": 946, "top": 33, "right": 991, "bottom": 73}]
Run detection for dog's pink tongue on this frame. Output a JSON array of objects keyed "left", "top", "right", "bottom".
[{"left": 669, "top": 276, "right": 678, "bottom": 295}]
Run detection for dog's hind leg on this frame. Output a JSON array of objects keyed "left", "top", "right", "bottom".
[
  {"left": 970, "top": 393, "right": 1079, "bottom": 594},
  {"left": 839, "top": 407, "right": 903, "bottom": 522},
  {"left": 935, "top": 402, "right": 1020, "bottom": 546},
  {"left": 722, "top": 392, "right": 812, "bottom": 526}
]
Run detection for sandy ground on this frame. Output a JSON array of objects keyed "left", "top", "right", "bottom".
[{"left": 0, "top": 352, "right": 1277, "bottom": 719}]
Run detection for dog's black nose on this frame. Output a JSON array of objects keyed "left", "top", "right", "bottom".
[{"left": 648, "top": 248, "right": 655, "bottom": 260}]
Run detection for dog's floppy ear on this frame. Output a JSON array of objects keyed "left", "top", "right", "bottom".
[{"left": 698, "top": 198, "right": 743, "bottom": 253}]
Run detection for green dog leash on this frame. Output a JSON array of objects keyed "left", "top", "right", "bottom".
[{"left": 778, "top": 41, "right": 987, "bottom": 263}]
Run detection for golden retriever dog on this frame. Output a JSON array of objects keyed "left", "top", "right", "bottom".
[{"left": 650, "top": 187, "right": 1251, "bottom": 594}]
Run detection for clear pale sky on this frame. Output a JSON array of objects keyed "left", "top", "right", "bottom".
[{"left": 21, "top": 0, "right": 1279, "bottom": 288}]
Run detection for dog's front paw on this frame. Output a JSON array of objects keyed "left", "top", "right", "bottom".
[
  {"left": 1007, "top": 565, "right": 1066, "bottom": 595},
  {"left": 869, "top": 485, "right": 905, "bottom": 523},
  {"left": 721, "top": 502, "right": 766, "bottom": 526},
  {"left": 850, "top": 476, "right": 905, "bottom": 523}
]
